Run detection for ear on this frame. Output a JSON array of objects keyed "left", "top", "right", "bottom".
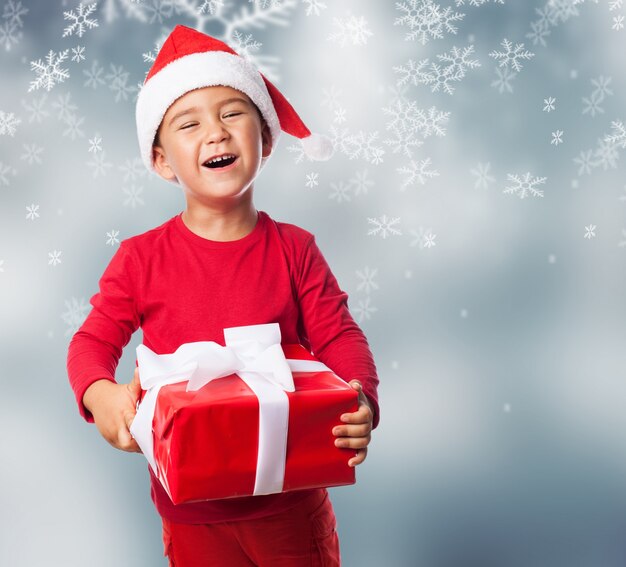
[
  {"left": 261, "top": 121, "right": 273, "bottom": 158},
  {"left": 152, "top": 145, "right": 178, "bottom": 182}
]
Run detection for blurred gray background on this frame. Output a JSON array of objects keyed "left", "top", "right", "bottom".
[{"left": 2, "top": 0, "right": 626, "bottom": 565}]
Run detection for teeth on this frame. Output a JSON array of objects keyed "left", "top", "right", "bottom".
[{"left": 207, "top": 154, "right": 236, "bottom": 164}]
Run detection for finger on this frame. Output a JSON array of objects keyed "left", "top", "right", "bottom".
[
  {"left": 348, "top": 380, "right": 363, "bottom": 392},
  {"left": 340, "top": 404, "right": 372, "bottom": 424},
  {"left": 117, "top": 424, "right": 142, "bottom": 453},
  {"left": 334, "top": 434, "right": 371, "bottom": 450},
  {"left": 349, "top": 447, "right": 368, "bottom": 467},
  {"left": 333, "top": 422, "right": 372, "bottom": 438}
]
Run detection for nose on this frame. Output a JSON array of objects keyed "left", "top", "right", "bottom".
[{"left": 203, "top": 119, "right": 229, "bottom": 145}]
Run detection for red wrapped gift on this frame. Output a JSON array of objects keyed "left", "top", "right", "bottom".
[{"left": 129, "top": 323, "right": 358, "bottom": 505}]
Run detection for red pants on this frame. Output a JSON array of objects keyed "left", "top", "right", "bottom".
[{"left": 161, "top": 489, "right": 341, "bottom": 566}]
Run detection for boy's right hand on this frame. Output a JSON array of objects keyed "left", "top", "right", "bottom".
[{"left": 83, "top": 368, "right": 143, "bottom": 454}]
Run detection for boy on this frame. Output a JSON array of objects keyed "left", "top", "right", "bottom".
[{"left": 67, "top": 25, "right": 379, "bottom": 566}]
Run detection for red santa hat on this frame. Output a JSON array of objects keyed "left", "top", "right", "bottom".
[{"left": 136, "top": 25, "right": 334, "bottom": 176}]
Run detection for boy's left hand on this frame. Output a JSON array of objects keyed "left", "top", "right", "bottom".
[{"left": 332, "top": 380, "right": 373, "bottom": 467}]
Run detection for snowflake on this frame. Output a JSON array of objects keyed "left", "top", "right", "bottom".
[
  {"left": 118, "top": 157, "right": 146, "bottom": 182},
  {"left": 584, "top": 224, "right": 596, "bottom": 239},
  {"left": 341, "top": 130, "right": 385, "bottom": 164},
  {"left": 83, "top": 60, "right": 106, "bottom": 89},
  {"left": 350, "top": 170, "right": 374, "bottom": 196},
  {"left": 28, "top": 49, "right": 70, "bottom": 92},
  {"left": 606, "top": 120, "right": 626, "bottom": 148},
  {"left": 0, "top": 162, "right": 17, "bottom": 186},
  {"left": 305, "top": 172, "right": 319, "bottom": 189},
  {"left": 491, "top": 66, "right": 516, "bottom": 93},
  {"left": 489, "top": 38, "right": 535, "bottom": 72},
  {"left": 367, "top": 215, "right": 402, "bottom": 239},
  {"left": 198, "top": 0, "right": 224, "bottom": 15},
  {"left": 593, "top": 136, "right": 619, "bottom": 170},
  {"left": 0, "top": 111, "right": 21, "bottom": 136},
  {"left": 526, "top": 18, "right": 551, "bottom": 46},
  {"left": 591, "top": 75, "right": 613, "bottom": 98},
  {"left": 455, "top": 0, "right": 505, "bottom": 5},
  {"left": 3, "top": 0, "right": 28, "bottom": 26},
  {"left": 470, "top": 162, "right": 495, "bottom": 189},
  {"left": 543, "top": 96, "right": 556, "bottom": 111},
  {"left": 48, "top": 250, "right": 62, "bottom": 266},
  {"left": 61, "top": 297, "right": 91, "bottom": 336},
  {"left": 355, "top": 266, "right": 379, "bottom": 294},
  {"left": 63, "top": 114, "right": 85, "bottom": 140},
  {"left": 88, "top": 135, "right": 103, "bottom": 153},
  {"left": 20, "top": 143, "right": 43, "bottom": 165},
  {"left": 86, "top": 151, "right": 113, "bottom": 178},
  {"left": 26, "top": 203, "right": 40, "bottom": 220},
  {"left": 352, "top": 296, "right": 378, "bottom": 323},
  {"left": 71, "top": 45, "right": 86, "bottom": 62},
  {"left": 394, "top": 0, "right": 465, "bottom": 45},
  {"left": 106, "top": 229, "right": 120, "bottom": 246},
  {"left": 613, "top": 14, "right": 624, "bottom": 29},
  {"left": 409, "top": 226, "right": 437, "bottom": 249},
  {"left": 329, "top": 181, "right": 352, "bottom": 203},
  {"left": 52, "top": 92, "right": 78, "bottom": 122},
  {"left": 0, "top": 19, "right": 20, "bottom": 51},
  {"left": 303, "top": 0, "right": 327, "bottom": 16},
  {"left": 144, "top": 0, "right": 175, "bottom": 24},
  {"left": 63, "top": 2, "right": 99, "bottom": 38},
  {"left": 503, "top": 172, "right": 546, "bottom": 198},
  {"left": 101, "top": 0, "right": 148, "bottom": 23},
  {"left": 551, "top": 130, "right": 564, "bottom": 145},
  {"left": 123, "top": 184, "right": 145, "bottom": 208},
  {"left": 573, "top": 149, "right": 595, "bottom": 175},
  {"left": 397, "top": 158, "right": 439, "bottom": 189},
  {"left": 582, "top": 91, "right": 604, "bottom": 117},
  {"left": 321, "top": 85, "right": 343, "bottom": 111},
  {"left": 327, "top": 14, "right": 373, "bottom": 47},
  {"left": 333, "top": 107, "right": 347, "bottom": 124},
  {"left": 106, "top": 63, "right": 137, "bottom": 102}
]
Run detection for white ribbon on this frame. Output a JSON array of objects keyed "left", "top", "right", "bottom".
[{"left": 129, "top": 322, "right": 331, "bottom": 497}]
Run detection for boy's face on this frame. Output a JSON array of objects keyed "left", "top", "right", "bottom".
[{"left": 152, "top": 85, "right": 272, "bottom": 203}]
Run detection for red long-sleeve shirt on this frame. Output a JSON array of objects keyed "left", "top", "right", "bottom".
[{"left": 67, "top": 209, "right": 379, "bottom": 524}]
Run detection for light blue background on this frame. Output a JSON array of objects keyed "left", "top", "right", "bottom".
[{"left": 1, "top": 1, "right": 626, "bottom": 565}]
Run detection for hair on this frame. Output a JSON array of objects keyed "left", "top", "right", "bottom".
[{"left": 152, "top": 100, "right": 267, "bottom": 149}]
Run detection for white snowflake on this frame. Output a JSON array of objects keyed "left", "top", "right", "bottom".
[
  {"left": 328, "top": 181, "right": 352, "bottom": 203},
  {"left": 470, "top": 162, "right": 495, "bottom": 189},
  {"left": 367, "top": 215, "right": 402, "bottom": 239},
  {"left": 491, "top": 66, "right": 516, "bottom": 93},
  {"left": 352, "top": 296, "right": 378, "bottom": 323},
  {"left": 355, "top": 266, "right": 379, "bottom": 294},
  {"left": 26, "top": 203, "right": 40, "bottom": 220},
  {"left": 551, "top": 129, "right": 564, "bottom": 146},
  {"left": 503, "top": 172, "right": 546, "bottom": 198},
  {"left": 21, "top": 95, "right": 49, "bottom": 123},
  {"left": 341, "top": 130, "right": 385, "bottom": 164},
  {"left": 350, "top": 170, "right": 374, "bottom": 196},
  {"left": 455, "top": 0, "right": 505, "bottom": 5},
  {"left": 52, "top": 92, "right": 78, "bottom": 122},
  {"left": 0, "top": 162, "right": 17, "bottom": 186},
  {"left": 409, "top": 226, "right": 437, "bottom": 249},
  {"left": 83, "top": 60, "right": 106, "bottom": 89},
  {"left": 613, "top": 14, "right": 624, "bottom": 29},
  {"left": 106, "top": 229, "right": 120, "bottom": 246},
  {"left": 593, "top": 136, "right": 619, "bottom": 170},
  {"left": 61, "top": 297, "right": 91, "bottom": 336},
  {"left": 321, "top": 86, "right": 343, "bottom": 111},
  {"left": 303, "top": 0, "right": 327, "bottom": 16},
  {"left": 28, "top": 49, "right": 70, "bottom": 92},
  {"left": 48, "top": 250, "right": 62, "bottom": 266},
  {"left": 88, "top": 135, "right": 103, "bottom": 153},
  {"left": 333, "top": 107, "right": 347, "bottom": 124},
  {"left": 20, "top": 143, "right": 43, "bottom": 165},
  {"left": 397, "top": 158, "right": 439, "bottom": 189},
  {"left": 584, "top": 224, "right": 596, "bottom": 239},
  {"left": 63, "top": 114, "right": 85, "bottom": 140},
  {"left": 71, "top": 45, "right": 86, "bottom": 62},
  {"left": 526, "top": 17, "right": 551, "bottom": 46},
  {"left": 573, "top": 149, "right": 595, "bottom": 175},
  {"left": 543, "top": 96, "right": 556, "bottom": 112},
  {"left": 0, "top": 111, "right": 21, "bottom": 136},
  {"left": 106, "top": 63, "right": 137, "bottom": 102},
  {"left": 118, "top": 157, "right": 146, "bottom": 182},
  {"left": 305, "top": 172, "right": 319, "bottom": 189},
  {"left": 489, "top": 38, "right": 535, "bottom": 72},
  {"left": 86, "top": 151, "right": 113, "bottom": 178},
  {"left": 581, "top": 93, "right": 603, "bottom": 117},
  {"left": 394, "top": 0, "right": 465, "bottom": 45},
  {"left": 198, "top": 0, "right": 224, "bottom": 15},
  {"left": 328, "top": 14, "right": 373, "bottom": 47},
  {"left": 0, "top": 19, "right": 21, "bottom": 51},
  {"left": 63, "top": 2, "right": 99, "bottom": 38},
  {"left": 606, "top": 120, "right": 626, "bottom": 148},
  {"left": 3, "top": 0, "right": 28, "bottom": 26},
  {"left": 122, "top": 184, "right": 145, "bottom": 208}
]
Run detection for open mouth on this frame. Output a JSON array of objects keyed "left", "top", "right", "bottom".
[{"left": 203, "top": 155, "right": 238, "bottom": 169}]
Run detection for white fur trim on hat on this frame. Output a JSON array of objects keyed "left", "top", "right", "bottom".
[{"left": 136, "top": 51, "right": 282, "bottom": 175}]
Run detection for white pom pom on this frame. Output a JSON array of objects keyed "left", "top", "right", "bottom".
[{"left": 300, "top": 132, "right": 334, "bottom": 161}]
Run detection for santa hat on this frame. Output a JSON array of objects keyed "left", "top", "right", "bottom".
[{"left": 136, "top": 25, "right": 334, "bottom": 177}]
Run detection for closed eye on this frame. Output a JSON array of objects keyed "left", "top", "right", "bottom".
[
  {"left": 180, "top": 122, "right": 198, "bottom": 130},
  {"left": 224, "top": 113, "right": 242, "bottom": 118}
]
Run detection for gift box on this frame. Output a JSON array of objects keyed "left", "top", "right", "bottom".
[{"left": 129, "top": 323, "right": 358, "bottom": 505}]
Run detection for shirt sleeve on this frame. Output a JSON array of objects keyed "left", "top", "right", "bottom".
[
  {"left": 66, "top": 241, "right": 141, "bottom": 423},
  {"left": 295, "top": 235, "right": 380, "bottom": 429}
]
